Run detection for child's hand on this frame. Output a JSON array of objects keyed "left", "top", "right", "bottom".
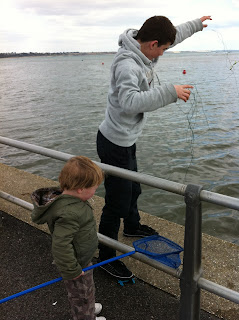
[
  {"left": 73, "top": 271, "right": 84, "bottom": 280},
  {"left": 174, "top": 85, "right": 193, "bottom": 102}
]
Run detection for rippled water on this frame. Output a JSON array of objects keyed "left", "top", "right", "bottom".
[{"left": 0, "top": 52, "right": 239, "bottom": 244}]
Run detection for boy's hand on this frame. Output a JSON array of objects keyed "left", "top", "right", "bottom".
[
  {"left": 174, "top": 85, "right": 193, "bottom": 102},
  {"left": 73, "top": 271, "right": 84, "bottom": 280},
  {"left": 200, "top": 16, "right": 212, "bottom": 28}
]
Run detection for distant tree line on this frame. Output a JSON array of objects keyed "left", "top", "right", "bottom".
[
  {"left": 0, "top": 52, "right": 116, "bottom": 58},
  {"left": 1, "top": 50, "right": 237, "bottom": 59}
]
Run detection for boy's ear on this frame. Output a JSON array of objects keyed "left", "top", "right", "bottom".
[
  {"left": 76, "top": 188, "right": 83, "bottom": 194},
  {"left": 150, "top": 40, "right": 158, "bottom": 49}
]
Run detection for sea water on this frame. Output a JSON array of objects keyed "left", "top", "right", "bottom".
[{"left": 0, "top": 51, "right": 239, "bottom": 244}]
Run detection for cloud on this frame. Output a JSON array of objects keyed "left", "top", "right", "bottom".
[
  {"left": 1, "top": 0, "right": 239, "bottom": 53},
  {"left": 14, "top": 0, "right": 170, "bottom": 17},
  {"left": 232, "top": 0, "right": 239, "bottom": 8},
  {"left": 11, "top": 0, "right": 176, "bottom": 33}
]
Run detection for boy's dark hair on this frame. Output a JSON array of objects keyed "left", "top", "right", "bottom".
[{"left": 135, "top": 16, "right": 176, "bottom": 46}]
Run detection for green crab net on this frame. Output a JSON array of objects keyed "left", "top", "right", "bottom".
[{"left": 133, "top": 235, "right": 183, "bottom": 269}]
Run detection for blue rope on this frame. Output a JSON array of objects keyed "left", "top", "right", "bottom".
[{"left": 0, "top": 251, "right": 135, "bottom": 304}]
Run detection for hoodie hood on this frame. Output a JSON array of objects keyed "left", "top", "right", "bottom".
[
  {"left": 31, "top": 187, "right": 62, "bottom": 224},
  {"left": 31, "top": 187, "right": 92, "bottom": 225},
  {"left": 117, "top": 28, "right": 152, "bottom": 66},
  {"left": 31, "top": 187, "right": 86, "bottom": 225}
]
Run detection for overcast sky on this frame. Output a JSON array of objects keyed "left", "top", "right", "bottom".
[{"left": 1, "top": 0, "right": 239, "bottom": 53}]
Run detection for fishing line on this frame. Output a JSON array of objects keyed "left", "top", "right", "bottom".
[
  {"left": 212, "top": 29, "right": 238, "bottom": 71},
  {"left": 156, "top": 29, "right": 239, "bottom": 183},
  {"left": 175, "top": 89, "right": 200, "bottom": 182}
]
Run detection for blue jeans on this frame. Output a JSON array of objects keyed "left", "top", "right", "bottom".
[{"left": 97, "top": 130, "right": 141, "bottom": 260}]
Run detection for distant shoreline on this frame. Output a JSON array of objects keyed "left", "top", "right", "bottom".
[
  {"left": 0, "top": 50, "right": 238, "bottom": 59},
  {"left": 0, "top": 52, "right": 117, "bottom": 59}
]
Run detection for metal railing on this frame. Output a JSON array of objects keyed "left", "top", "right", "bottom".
[{"left": 1, "top": 136, "right": 239, "bottom": 319}]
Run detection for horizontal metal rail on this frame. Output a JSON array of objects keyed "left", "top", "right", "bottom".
[
  {"left": 198, "top": 278, "right": 239, "bottom": 304},
  {"left": 1, "top": 191, "right": 239, "bottom": 304},
  {"left": 0, "top": 191, "right": 179, "bottom": 278},
  {"left": 1, "top": 136, "right": 239, "bottom": 309},
  {"left": 1, "top": 136, "right": 239, "bottom": 210}
]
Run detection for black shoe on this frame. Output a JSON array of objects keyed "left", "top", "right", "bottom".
[
  {"left": 123, "top": 224, "right": 158, "bottom": 238},
  {"left": 98, "top": 259, "right": 134, "bottom": 279}
]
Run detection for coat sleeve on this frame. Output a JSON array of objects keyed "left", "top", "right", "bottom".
[
  {"left": 52, "top": 212, "right": 82, "bottom": 280},
  {"left": 171, "top": 18, "right": 203, "bottom": 48},
  {"left": 115, "top": 61, "right": 177, "bottom": 115}
]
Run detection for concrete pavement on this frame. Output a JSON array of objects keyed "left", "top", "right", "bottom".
[
  {"left": 1, "top": 210, "right": 220, "bottom": 320},
  {"left": 0, "top": 163, "right": 239, "bottom": 319}
]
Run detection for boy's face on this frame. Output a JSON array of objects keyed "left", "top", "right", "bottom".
[
  {"left": 151, "top": 41, "right": 171, "bottom": 59},
  {"left": 140, "top": 40, "right": 171, "bottom": 61},
  {"left": 78, "top": 185, "right": 98, "bottom": 201}
]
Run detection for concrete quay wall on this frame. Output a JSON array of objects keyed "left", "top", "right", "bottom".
[{"left": 0, "top": 163, "right": 238, "bottom": 319}]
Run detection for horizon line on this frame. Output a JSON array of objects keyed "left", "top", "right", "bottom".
[{"left": 1, "top": 49, "right": 239, "bottom": 57}]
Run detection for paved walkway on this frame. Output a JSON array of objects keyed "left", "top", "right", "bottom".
[{"left": 0, "top": 210, "right": 220, "bottom": 320}]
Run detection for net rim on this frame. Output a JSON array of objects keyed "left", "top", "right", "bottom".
[{"left": 133, "top": 234, "right": 183, "bottom": 258}]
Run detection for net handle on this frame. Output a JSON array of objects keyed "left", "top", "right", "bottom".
[
  {"left": 0, "top": 250, "right": 136, "bottom": 304},
  {"left": 1, "top": 236, "right": 183, "bottom": 304}
]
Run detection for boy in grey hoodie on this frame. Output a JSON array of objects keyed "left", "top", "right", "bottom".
[{"left": 97, "top": 15, "right": 212, "bottom": 279}]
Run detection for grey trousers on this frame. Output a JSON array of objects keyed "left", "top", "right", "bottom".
[{"left": 64, "top": 266, "right": 96, "bottom": 320}]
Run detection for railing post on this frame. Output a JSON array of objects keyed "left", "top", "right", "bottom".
[{"left": 180, "top": 183, "right": 203, "bottom": 320}]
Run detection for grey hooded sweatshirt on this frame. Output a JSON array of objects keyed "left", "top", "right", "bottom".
[{"left": 99, "top": 18, "right": 203, "bottom": 147}]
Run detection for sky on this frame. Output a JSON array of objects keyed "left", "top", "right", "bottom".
[{"left": 1, "top": 0, "right": 239, "bottom": 53}]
